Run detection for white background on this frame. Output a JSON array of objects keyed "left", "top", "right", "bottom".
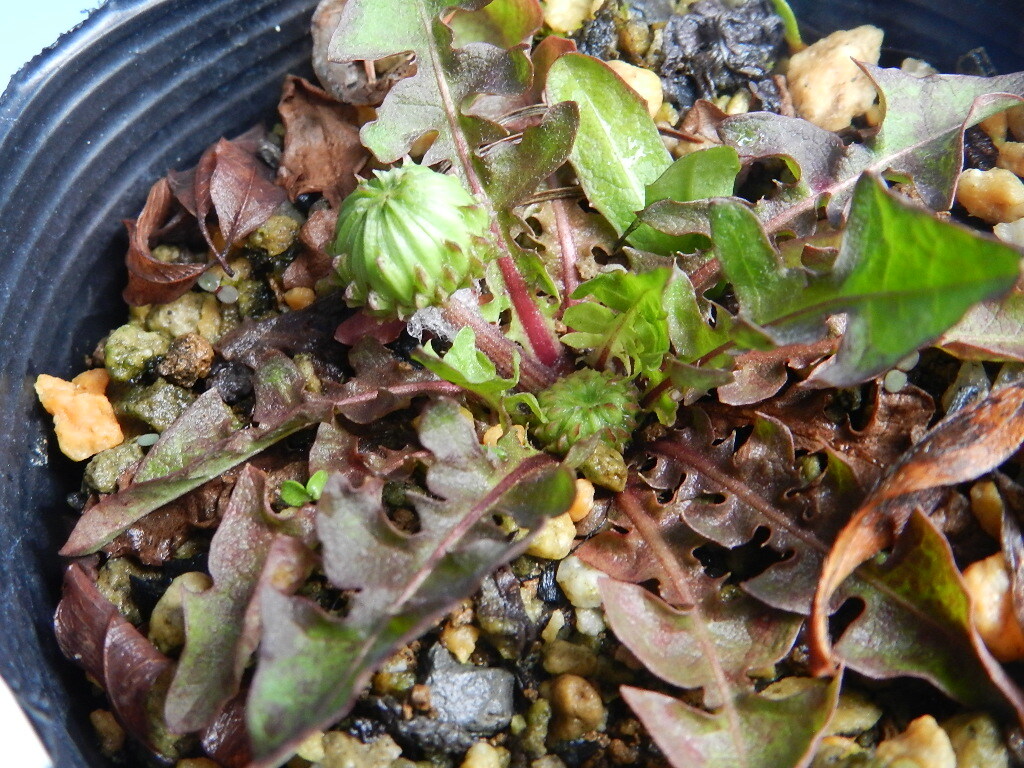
[{"left": 1, "top": 1, "right": 102, "bottom": 89}]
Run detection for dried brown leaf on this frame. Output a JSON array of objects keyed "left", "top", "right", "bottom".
[
  {"left": 277, "top": 76, "right": 368, "bottom": 207},
  {"left": 167, "top": 127, "right": 268, "bottom": 258},
  {"left": 717, "top": 338, "right": 837, "bottom": 406},
  {"left": 200, "top": 693, "right": 252, "bottom": 768},
  {"left": 102, "top": 471, "right": 232, "bottom": 565},
  {"left": 282, "top": 206, "right": 338, "bottom": 290},
  {"left": 311, "top": 0, "right": 415, "bottom": 106},
  {"left": 210, "top": 139, "right": 288, "bottom": 258},
  {"left": 123, "top": 178, "right": 207, "bottom": 306},
  {"left": 677, "top": 99, "right": 728, "bottom": 146}
]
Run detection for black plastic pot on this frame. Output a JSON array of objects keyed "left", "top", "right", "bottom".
[{"left": 0, "top": 1, "right": 1020, "bottom": 766}]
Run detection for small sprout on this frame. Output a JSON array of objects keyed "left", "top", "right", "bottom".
[
  {"left": 279, "top": 470, "right": 329, "bottom": 507},
  {"left": 305, "top": 469, "right": 329, "bottom": 500},
  {"left": 331, "top": 163, "right": 492, "bottom": 318}
]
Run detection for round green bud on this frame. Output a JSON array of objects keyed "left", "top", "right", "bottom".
[
  {"left": 534, "top": 369, "right": 640, "bottom": 456},
  {"left": 331, "top": 163, "right": 492, "bottom": 318}
]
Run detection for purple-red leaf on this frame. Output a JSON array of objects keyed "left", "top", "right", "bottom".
[
  {"left": 165, "top": 467, "right": 313, "bottom": 733},
  {"left": 244, "top": 399, "right": 575, "bottom": 766},
  {"left": 594, "top": 490, "right": 833, "bottom": 768},
  {"left": 620, "top": 680, "right": 839, "bottom": 768},
  {"left": 55, "top": 563, "right": 172, "bottom": 749},
  {"left": 830, "top": 510, "right": 1024, "bottom": 723},
  {"left": 600, "top": 577, "right": 800, "bottom": 710},
  {"left": 329, "top": 338, "right": 463, "bottom": 424}
]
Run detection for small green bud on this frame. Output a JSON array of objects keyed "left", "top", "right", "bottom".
[
  {"left": 331, "top": 164, "right": 492, "bottom": 318},
  {"left": 534, "top": 369, "right": 640, "bottom": 456}
]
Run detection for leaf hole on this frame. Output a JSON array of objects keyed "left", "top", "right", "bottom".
[
  {"left": 692, "top": 526, "right": 785, "bottom": 582},
  {"left": 695, "top": 491, "right": 727, "bottom": 505},
  {"left": 827, "top": 596, "right": 866, "bottom": 641},
  {"left": 736, "top": 157, "right": 796, "bottom": 204}
]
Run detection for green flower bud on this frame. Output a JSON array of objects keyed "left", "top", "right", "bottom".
[
  {"left": 331, "top": 163, "right": 492, "bottom": 318},
  {"left": 534, "top": 369, "right": 640, "bottom": 456}
]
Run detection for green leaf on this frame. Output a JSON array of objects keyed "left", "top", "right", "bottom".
[
  {"left": 650, "top": 360, "right": 735, "bottom": 421},
  {"left": 663, "top": 267, "right": 730, "bottom": 361},
  {"left": 647, "top": 146, "right": 740, "bottom": 206},
  {"left": 544, "top": 53, "right": 676, "bottom": 253},
  {"left": 637, "top": 146, "right": 740, "bottom": 253},
  {"left": 703, "top": 178, "right": 1021, "bottom": 385},
  {"left": 133, "top": 389, "right": 236, "bottom": 483},
  {"left": 332, "top": 0, "right": 530, "bottom": 169},
  {"left": 246, "top": 399, "right": 575, "bottom": 765},
  {"left": 709, "top": 200, "right": 806, "bottom": 327},
  {"left": 477, "top": 100, "right": 580, "bottom": 209},
  {"left": 811, "top": 175, "right": 1021, "bottom": 385},
  {"left": 449, "top": 0, "right": 543, "bottom": 49},
  {"left": 279, "top": 480, "right": 313, "bottom": 508},
  {"left": 720, "top": 67, "right": 1024, "bottom": 233},
  {"left": 332, "top": 0, "right": 570, "bottom": 365},
  {"left": 562, "top": 267, "right": 671, "bottom": 376},
  {"left": 415, "top": 326, "right": 519, "bottom": 412}
]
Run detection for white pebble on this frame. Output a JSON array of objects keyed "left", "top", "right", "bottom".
[
  {"left": 555, "top": 556, "right": 603, "bottom": 609},
  {"left": 197, "top": 270, "right": 221, "bottom": 292},
  {"left": 216, "top": 285, "right": 240, "bottom": 305},
  {"left": 895, "top": 351, "right": 920, "bottom": 372},
  {"left": 993, "top": 217, "right": 1024, "bottom": 247},
  {"left": 574, "top": 608, "right": 606, "bottom": 636},
  {"left": 526, "top": 513, "right": 576, "bottom": 560},
  {"left": 882, "top": 369, "right": 908, "bottom": 393}
]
